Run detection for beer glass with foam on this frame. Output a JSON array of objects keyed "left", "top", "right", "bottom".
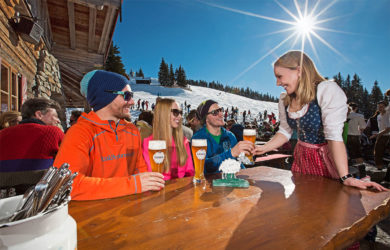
[
  {"left": 191, "top": 139, "right": 207, "bottom": 183},
  {"left": 243, "top": 129, "right": 256, "bottom": 164},
  {"left": 148, "top": 140, "right": 167, "bottom": 173}
]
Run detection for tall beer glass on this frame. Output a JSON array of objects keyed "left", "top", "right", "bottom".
[
  {"left": 243, "top": 129, "right": 256, "bottom": 163},
  {"left": 191, "top": 139, "right": 207, "bottom": 183},
  {"left": 148, "top": 140, "right": 167, "bottom": 173}
]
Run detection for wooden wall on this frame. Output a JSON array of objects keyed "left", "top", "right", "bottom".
[{"left": 0, "top": 1, "right": 39, "bottom": 85}]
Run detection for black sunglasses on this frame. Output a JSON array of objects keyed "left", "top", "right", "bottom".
[
  {"left": 207, "top": 108, "right": 223, "bottom": 116},
  {"left": 104, "top": 90, "right": 133, "bottom": 101},
  {"left": 171, "top": 109, "right": 183, "bottom": 117}
]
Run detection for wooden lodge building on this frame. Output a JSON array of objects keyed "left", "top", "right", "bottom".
[{"left": 0, "top": 0, "right": 121, "bottom": 126}]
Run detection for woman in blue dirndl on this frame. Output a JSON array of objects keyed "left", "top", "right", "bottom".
[{"left": 253, "top": 50, "right": 386, "bottom": 191}]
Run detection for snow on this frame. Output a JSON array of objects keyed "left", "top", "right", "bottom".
[
  {"left": 129, "top": 84, "right": 279, "bottom": 124},
  {"left": 65, "top": 84, "right": 279, "bottom": 126}
]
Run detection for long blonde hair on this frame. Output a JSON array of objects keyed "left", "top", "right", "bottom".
[
  {"left": 152, "top": 98, "right": 188, "bottom": 172},
  {"left": 0, "top": 111, "right": 21, "bottom": 130},
  {"left": 274, "top": 51, "right": 325, "bottom": 107}
]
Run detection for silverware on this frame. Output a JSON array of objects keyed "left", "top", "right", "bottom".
[
  {"left": 4, "top": 163, "right": 77, "bottom": 223},
  {"left": 30, "top": 181, "right": 48, "bottom": 216},
  {"left": 14, "top": 186, "right": 34, "bottom": 212}
]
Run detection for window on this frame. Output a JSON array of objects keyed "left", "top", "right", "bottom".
[{"left": 0, "top": 60, "right": 20, "bottom": 112}]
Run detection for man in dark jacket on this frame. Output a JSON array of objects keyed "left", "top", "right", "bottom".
[{"left": 192, "top": 100, "right": 254, "bottom": 174}]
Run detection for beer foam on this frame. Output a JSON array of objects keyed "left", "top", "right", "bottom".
[
  {"left": 219, "top": 158, "right": 241, "bottom": 174},
  {"left": 243, "top": 129, "right": 256, "bottom": 136},
  {"left": 192, "top": 139, "right": 207, "bottom": 147},
  {"left": 148, "top": 140, "right": 167, "bottom": 150}
]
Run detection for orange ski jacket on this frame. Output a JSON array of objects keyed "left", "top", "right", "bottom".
[{"left": 54, "top": 111, "right": 148, "bottom": 200}]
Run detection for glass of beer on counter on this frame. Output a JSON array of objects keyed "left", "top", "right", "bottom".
[
  {"left": 191, "top": 139, "right": 207, "bottom": 183},
  {"left": 243, "top": 129, "right": 256, "bottom": 164},
  {"left": 148, "top": 140, "right": 167, "bottom": 173}
]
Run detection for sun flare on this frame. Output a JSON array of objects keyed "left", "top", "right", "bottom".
[
  {"left": 295, "top": 15, "right": 316, "bottom": 36},
  {"left": 201, "top": 0, "right": 347, "bottom": 82}
]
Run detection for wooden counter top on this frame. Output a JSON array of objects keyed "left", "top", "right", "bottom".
[{"left": 69, "top": 167, "right": 390, "bottom": 249}]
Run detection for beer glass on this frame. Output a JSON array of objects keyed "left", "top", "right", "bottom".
[
  {"left": 148, "top": 140, "right": 167, "bottom": 173},
  {"left": 191, "top": 139, "right": 207, "bottom": 183},
  {"left": 243, "top": 129, "right": 256, "bottom": 164}
]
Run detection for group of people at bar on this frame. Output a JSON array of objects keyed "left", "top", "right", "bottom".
[{"left": 1, "top": 51, "right": 389, "bottom": 203}]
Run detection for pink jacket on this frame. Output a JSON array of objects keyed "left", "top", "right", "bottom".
[{"left": 142, "top": 135, "right": 194, "bottom": 180}]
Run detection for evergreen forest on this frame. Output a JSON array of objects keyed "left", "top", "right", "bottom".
[{"left": 105, "top": 44, "right": 388, "bottom": 118}]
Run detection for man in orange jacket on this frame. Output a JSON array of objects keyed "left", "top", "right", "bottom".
[{"left": 54, "top": 70, "right": 164, "bottom": 200}]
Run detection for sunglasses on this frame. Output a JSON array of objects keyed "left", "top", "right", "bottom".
[
  {"left": 104, "top": 90, "right": 134, "bottom": 101},
  {"left": 207, "top": 108, "right": 223, "bottom": 116},
  {"left": 171, "top": 109, "right": 183, "bottom": 117}
]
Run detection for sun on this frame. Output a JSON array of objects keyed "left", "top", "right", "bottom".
[
  {"left": 295, "top": 15, "right": 316, "bottom": 36},
  {"left": 200, "top": 0, "right": 347, "bottom": 81}
]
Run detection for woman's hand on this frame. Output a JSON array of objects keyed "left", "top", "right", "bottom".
[
  {"left": 252, "top": 145, "right": 268, "bottom": 156},
  {"left": 343, "top": 177, "right": 388, "bottom": 191}
]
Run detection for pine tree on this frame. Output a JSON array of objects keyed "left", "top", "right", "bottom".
[
  {"left": 129, "top": 69, "right": 134, "bottom": 78},
  {"left": 344, "top": 75, "right": 351, "bottom": 100},
  {"left": 177, "top": 66, "right": 187, "bottom": 87},
  {"left": 333, "top": 72, "right": 343, "bottom": 88},
  {"left": 350, "top": 74, "right": 363, "bottom": 104},
  {"left": 361, "top": 88, "right": 370, "bottom": 118},
  {"left": 175, "top": 66, "right": 187, "bottom": 87},
  {"left": 169, "top": 64, "right": 175, "bottom": 86},
  {"left": 158, "top": 58, "right": 170, "bottom": 86},
  {"left": 136, "top": 68, "right": 144, "bottom": 78},
  {"left": 370, "top": 81, "right": 383, "bottom": 114},
  {"left": 175, "top": 68, "right": 180, "bottom": 86},
  {"left": 104, "top": 43, "right": 126, "bottom": 76}
]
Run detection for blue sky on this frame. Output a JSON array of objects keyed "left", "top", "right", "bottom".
[{"left": 113, "top": 0, "right": 390, "bottom": 98}]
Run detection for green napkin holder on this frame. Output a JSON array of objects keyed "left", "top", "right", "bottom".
[{"left": 212, "top": 173, "right": 249, "bottom": 188}]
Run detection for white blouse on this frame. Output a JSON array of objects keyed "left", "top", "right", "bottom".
[
  {"left": 277, "top": 81, "right": 348, "bottom": 142},
  {"left": 378, "top": 107, "right": 390, "bottom": 135}
]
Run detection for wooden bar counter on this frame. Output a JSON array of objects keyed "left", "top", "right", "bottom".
[{"left": 68, "top": 167, "right": 390, "bottom": 249}]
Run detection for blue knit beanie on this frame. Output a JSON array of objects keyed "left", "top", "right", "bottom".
[{"left": 80, "top": 70, "right": 129, "bottom": 111}]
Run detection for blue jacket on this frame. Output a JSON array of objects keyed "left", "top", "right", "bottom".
[{"left": 192, "top": 126, "right": 238, "bottom": 174}]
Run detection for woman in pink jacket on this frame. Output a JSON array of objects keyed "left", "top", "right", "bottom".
[{"left": 142, "top": 98, "right": 194, "bottom": 180}]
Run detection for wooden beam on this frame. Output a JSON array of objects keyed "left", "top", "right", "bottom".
[
  {"left": 60, "top": 66, "right": 82, "bottom": 82},
  {"left": 53, "top": 44, "right": 104, "bottom": 73},
  {"left": 41, "top": 0, "right": 53, "bottom": 50},
  {"left": 60, "top": 69, "right": 82, "bottom": 87},
  {"left": 88, "top": 7, "right": 96, "bottom": 52},
  {"left": 67, "top": 0, "right": 76, "bottom": 49},
  {"left": 61, "top": 73, "right": 82, "bottom": 91},
  {"left": 100, "top": 6, "right": 116, "bottom": 55},
  {"left": 98, "top": 5, "right": 115, "bottom": 54},
  {"left": 62, "top": 83, "right": 86, "bottom": 108},
  {"left": 58, "top": 61, "right": 84, "bottom": 77},
  {"left": 69, "top": 0, "right": 121, "bottom": 9},
  {"left": 61, "top": 76, "right": 81, "bottom": 92}
]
